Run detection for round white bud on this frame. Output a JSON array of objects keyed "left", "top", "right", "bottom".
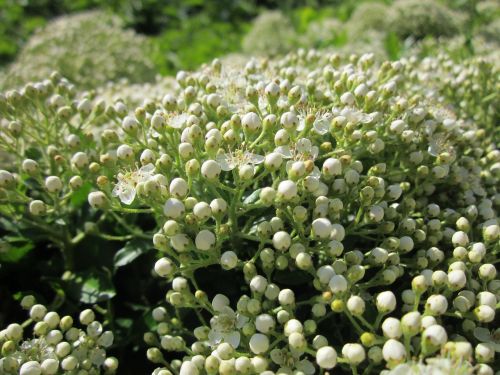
[
  {"left": 316, "top": 346, "right": 337, "bottom": 369},
  {"left": 342, "top": 343, "right": 366, "bottom": 365},
  {"left": 249, "top": 333, "right": 269, "bottom": 354},
  {"left": 376, "top": 291, "right": 397, "bottom": 313},
  {"left": 45, "top": 176, "right": 63, "bottom": 193},
  {"left": 201, "top": 160, "right": 221, "bottom": 180},
  {"left": 154, "top": 258, "right": 174, "bottom": 277},
  {"left": 195, "top": 230, "right": 216, "bottom": 251}
]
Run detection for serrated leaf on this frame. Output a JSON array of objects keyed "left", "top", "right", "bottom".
[
  {"left": 75, "top": 268, "right": 116, "bottom": 304},
  {"left": 113, "top": 239, "right": 152, "bottom": 271}
]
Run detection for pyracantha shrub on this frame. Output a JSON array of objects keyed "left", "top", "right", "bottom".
[
  {"left": 345, "top": 2, "right": 391, "bottom": 38},
  {"left": 0, "top": 297, "right": 117, "bottom": 374},
  {"left": 242, "top": 11, "right": 297, "bottom": 57},
  {"left": 0, "top": 47, "right": 498, "bottom": 374},
  {"left": 0, "top": 11, "right": 156, "bottom": 90},
  {"left": 388, "top": 0, "right": 465, "bottom": 40},
  {"left": 301, "top": 18, "right": 344, "bottom": 49}
]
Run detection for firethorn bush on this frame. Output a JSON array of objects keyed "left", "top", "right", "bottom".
[
  {"left": 0, "top": 11, "right": 156, "bottom": 90},
  {"left": 0, "top": 44, "right": 498, "bottom": 374}
]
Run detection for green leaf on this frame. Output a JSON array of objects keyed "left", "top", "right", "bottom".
[
  {"left": 243, "top": 189, "right": 261, "bottom": 204},
  {"left": 113, "top": 239, "right": 152, "bottom": 271},
  {"left": 473, "top": 327, "right": 492, "bottom": 342},
  {"left": 70, "top": 182, "right": 92, "bottom": 208},
  {"left": 74, "top": 268, "right": 116, "bottom": 304},
  {"left": 24, "top": 147, "right": 43, "bottom": 160},
  {"left": 385, "top": 32, "right": 402, "bottom": 60},
  {"left": 116, "top": 318, "right": 133, "bottom": 329},
  {"left": 0, "top": 240, "right": 34, "bottom": 263}
]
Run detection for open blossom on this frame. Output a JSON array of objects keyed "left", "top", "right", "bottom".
[
  {"left": 112, "top": 164, "right": 155, "bottom": 204},
  {"left": 216, "top": 149, "right": 265, "bottom": 171},
  {"left": 275, "top": 138, "right": 321, "bottom": 177},
  {"left": 313, "top": 106, "right": 379, "bottom": 135},
  {"left": 312, "top": 112, "right": 334, "bottom": 134},
  {"left": 208, "top": 306, "right": 249, "bottom": 348},
  {"left": 274, "top": 139, "right": 319, "bottom": 162},
  {"left": 270, "top": 348, "right": 316, "bottom": 374},
  {"left": 167, "top": 112, "right": 189, "bottom": 129}
]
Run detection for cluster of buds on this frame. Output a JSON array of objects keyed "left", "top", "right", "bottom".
[
  {"left": 0, "top": 42, "right": 498, "bottom": 374},
  {"left": 1, "top": 10, "right": 155, "bottom": 91},
  {"left": 0, "top": 297, "right": 117, "bottom": 374}
]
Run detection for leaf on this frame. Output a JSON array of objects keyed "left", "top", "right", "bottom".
[
  {"left": 116, "top": 318, "right": 133, "bottom": 329},
  {"left": 473, "top": 327, "right": 492, "bottom": 342},
  {"left": 113, "top": 239, "right": 152, "bottom": 271},
  {"left": 70, "top": 182, "right": 92, "bottom": 208},
  {"left": 0, "top": 240, "right": 34, "bottom": 263},
  {"left": 24, "top": 147, "right": 43, "bottom": 160},
  {"left": 243, "top": 189, "right": 261, "bottom": 204},
  {"left": 385, "top": 32, "right": 402, "bottom": 60},
  {"left": 74, "top": 268, "right": 116, "bottom": 304}
]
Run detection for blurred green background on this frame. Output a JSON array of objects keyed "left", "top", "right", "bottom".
[{"left": 2, "top": 0, "right": 496, "bottom": 77}]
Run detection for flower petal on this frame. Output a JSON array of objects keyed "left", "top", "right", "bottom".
[
  {"left": 224, "top": 331, "right": 241, "bottom": 348},
  {"left": 246, "top": 153, "right": 265, "bottom": 165},
  {"left": 275, "top": 146, "right": 292, "bottom": 159},
  {"left": 119, "top": 186, "right": 136, "bottom": 205},
  {"left": 216, "top": 154, "right": 235, "bottom": 171}
]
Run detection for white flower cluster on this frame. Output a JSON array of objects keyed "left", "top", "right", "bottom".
[
  {"left": 0, "top": 297, "right": 117, "bottom": 374},
  {"left": 1, "top": 10, "right": 156, "bottom": 90},
  {"left": 0, "top": 45, "right": 498, "bottom": 374},
  {"left": 387, "top": 0, "right": 465, "bottom": 40},
  {"left": 242, "top": 11, "right": 297, "bottom": 57}
]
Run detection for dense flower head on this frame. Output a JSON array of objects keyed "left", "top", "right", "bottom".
[
  {"left": 0, "top": 298, "right": 117, "bottom": 374},
  {"left": 388, "top": 0, "right": 465, "bottom": 40},
  {"left": 242, "top": 11, "right": 297, "bottom": 57},
  {"left": 0, "top": 43, "right": 498, "bottom": 374},
  {"left": 1, "top": 10, "right": 156, "bottom": 90}
]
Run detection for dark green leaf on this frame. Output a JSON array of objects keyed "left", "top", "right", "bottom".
[
  {"left": 113, "top": 239, "right": 152, "bottom": 270},
  {"left": 0, "top": 241, "right": 34, "bottom": 263},
  {"left": 74, "top": 268, "right": 116, "bottom": 304}
]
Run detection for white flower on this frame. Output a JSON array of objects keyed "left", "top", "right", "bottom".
[
  {"left": 215, "top": 149, "right": 264, "bottom": 171},
  {"left": 312, "top": 112, "right": 333, "bottom": 134},
  {"left": 274, "top": 139, "right": 320, "bottom": 177},
  {"left": 208, "top": 306, "right": 248, "bottom": 348},
  {"left": 271, "top": 348, "right": 316, "bottom": 374},
  {"left": 274, "top": 140, "right": 319, "bottom": 162},
  {"left": 112, "top": 164, "right": 155, "bottom": 205},
  {"left": 167, "top": 112, "right": 189, "bottom": 129},
  {"left": 333, "top": 107, "right": 376, "bottom": 125}
]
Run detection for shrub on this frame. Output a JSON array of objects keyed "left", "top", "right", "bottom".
[
  {"left": 388, "top": 0, "right": 464, "bottom": 40},
  {"left": 301, "top": 18, "right": 344, "bottom": 49},
  {"left": 242, "top": 11, "right": 297, "bottom": 56},
  {"left": 0, "top": 11, "right": 155, "bottom": 90},
  {"left": 346, "top": 1, "right": 391, "bottom": 37},
  {"left": 0, "top": 48, "right": 498, "bottom": 374}
]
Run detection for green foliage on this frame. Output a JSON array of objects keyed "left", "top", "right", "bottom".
[{"left": 152, "top": 14, "right": 245, "bottom": 75}]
